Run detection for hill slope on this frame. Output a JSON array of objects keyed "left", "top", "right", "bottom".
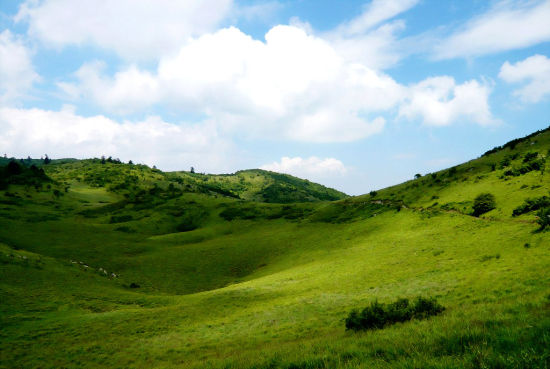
[{"left": 0, "top": 128, "right": 549, "bottom": 369}]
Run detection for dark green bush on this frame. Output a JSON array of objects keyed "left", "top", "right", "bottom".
[
  {"left": 219, "top": 206, "right": 261, "bottom": 221},
  {"left": 523, "top": 152, "right": 539, "bottom": 163},
  {"left": 499, "top": 157, "right": 511, "bottom": 169},
  {"left": 512, "top": 196, "right": 550, "bottom": 216},
  {"left": 536, "top": 207, "right": 550, "bottom": 230},
  {"left": 109, "top": 214, "right": 133, "bottom": 223},
  {"left": 472, "top": 193, "right": 496, "bottom": 217},
  {"left": 345, "top": 296, "right": 444, "bottom": 331},
  {"left": 503, "top": 158, "right": 546, "bottom": 177},
  {"left": 176, "top": 222, "right": 198, "bottom": 232}
]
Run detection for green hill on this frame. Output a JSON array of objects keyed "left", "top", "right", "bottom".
[{"left": 0, "top": 128, "right": 549, "bottom": 368}]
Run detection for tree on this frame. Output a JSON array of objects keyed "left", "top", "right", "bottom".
[
  {"left": 190, "top": 167, "right": 195, "bottom": 173},
  {"left": 6, "top": 160, "right": 22, "bottom": 175},
  {"left": 44, "top": 154, "right": 51, "bottom": 164},
  {"left": 414, "top": 173, "right": 422, "bottom": 179},
  {"left": 472, "top": 193, "right": 496, "bottom": 217}
]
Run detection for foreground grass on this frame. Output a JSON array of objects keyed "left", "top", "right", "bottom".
[{"left": 1, "top": 207, "right": 549, "bottom": 368}]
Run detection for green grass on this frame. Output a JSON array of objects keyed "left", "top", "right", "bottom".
[{"left": 0, "top": 129, "right": 549, "bottom": 368}]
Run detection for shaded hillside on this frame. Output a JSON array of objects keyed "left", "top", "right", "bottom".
[
  {"left": 32, "top": 159, "right": 347, "bottom": 203},
  {"left": 171, "top": 168, "right": 348, "bottom": 203}
]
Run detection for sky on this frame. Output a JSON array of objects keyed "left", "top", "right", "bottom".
[{"left": 0, "top": 0, "right": 549, "bottom": 195}]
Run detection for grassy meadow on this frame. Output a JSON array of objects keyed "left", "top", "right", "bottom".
[{"left": 1, "top": 129, "right": 549, "bottom": 368}]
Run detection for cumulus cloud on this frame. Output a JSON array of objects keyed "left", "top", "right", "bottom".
[
  {"left": 15, "top": 0, "right": 233, "bottom": 59},
  {"left": 260, "top": 156, "right": 348, "bottom": 179},
  {"left": 62, "top": 25, "right": 403, "bottom": 142},
  {"left": 58, "top": 61, "right": 160, "bottom": 115},
  {"left": 0, "top": 30, "right": 39, "bottom": 102},
  {"left": 499, "top": 54, "right": 550, "bottom": 103},
  {"left": 433, "top": 0, "right": 550, "bottom": 59},
  {"left": 399, "top": 76, "right": 495, "bottom": 126},
  {"left": 0, "top": 106, "right": 234, "bottom": 172}
]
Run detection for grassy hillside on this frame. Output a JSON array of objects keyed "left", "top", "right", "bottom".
[
  {"left": 0, "top": 157, "right": 347, "bottom": 204},
  {"left": 1, "top": 128, "right": 549, "bottom": 368}
]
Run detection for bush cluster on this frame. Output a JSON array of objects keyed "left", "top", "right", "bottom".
[
  {"left": 503, "top": 159, "right": 545, "bottom": 177},
  {"left": 537, "top": 207, "right": 550, "bottom": 230},
  {"left": 512, "top": 196, "right": 550, "bottom": 216},
  {"left": 0, "top": 161, "right": 50, "bottom": 190},
  {"left": 345, "top": 296, "right": 444, "bottom": 331},
  {"left": 472, "top": 193, "right": 496, "bottom": 217}
]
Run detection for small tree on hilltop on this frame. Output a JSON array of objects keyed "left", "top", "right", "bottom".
[{"left": 472, "top": 193, "right": 496, "bottom": 217}]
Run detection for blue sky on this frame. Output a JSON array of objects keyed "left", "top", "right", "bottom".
[{"left": 0, "top": 0, "right": 549, "bottom": 195}]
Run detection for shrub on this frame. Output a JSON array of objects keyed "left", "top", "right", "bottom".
[
  {"left": 503, "top": 158, "right": 546, "bottom": 177},
  {"left": 523, "top": 152, "right": 538, "bottom": 163},
  {"left": 472, "top": 193, "right": 496, "bottom": 217},
  {"left": 176, "top": 222, "right": 198, "bottom": 232},
  {"left": 345, "top": 296, "right": 444, "bottom": 331},
  {"left": 499, "top": 157, "right": 511, "bottom": 169},
  {"left": 512, "top": 196, "right": 550, "bottom": 216},
  {"left": 6, "top": 161, "right": 22, "bottom": 175},
  {"left": 369, "top": 191, "right": 377, "bottom": 197},
  {"left": 109, "top": 214, "right": 133, "bottom": 223},
  {"left": 536, "top": 207, "right": 550, "bottom": 230}
]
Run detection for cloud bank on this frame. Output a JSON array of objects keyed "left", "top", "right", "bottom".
[{"left": 0, "top": 106, "right": 233, "bottom": 172}]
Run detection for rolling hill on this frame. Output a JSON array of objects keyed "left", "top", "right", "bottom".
[{"left": 0, "top": 127, "right": 549, "bottom": 368}]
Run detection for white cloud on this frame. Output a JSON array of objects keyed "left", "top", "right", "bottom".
[
  {"left": 260, "top": 156, "right": 348, "bottom": 179},
  {"left": 0, "top": 30, "right": 39, "bottom": 102},
  {"left": 332, "top": 0, "right": 419, "bottom": 37},
  {"left": 15, "top": 0, "right": 233, "bottom": 59},
  {"left": 0, "top": 106, "right": 234, "bottom": 172},
  {"left": 326, "top": 0, "right": 419, "bottom": 69},
  {"left": 59, "top": 61, "right": 160, "bottom": 114},
  {"left": 399, "top": 76, "right": 495, "bottom": 126},
  {"left": 63, "top": 25, "right": 403, "bottom": 142},
  {"left": 433, "top": 0, "right": 550, "bottom": 59},
  {"left": 499, "top": 54, "right": 550, "bottom": 103}
]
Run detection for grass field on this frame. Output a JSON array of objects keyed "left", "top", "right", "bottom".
[{"left": 0, "top": 129, "right": 549, "bottom": 368}]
